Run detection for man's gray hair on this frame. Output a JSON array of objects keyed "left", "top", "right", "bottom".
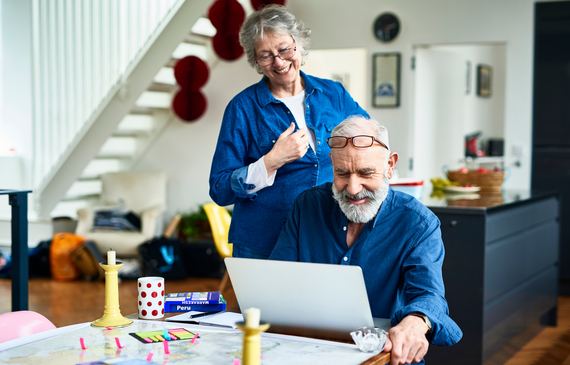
[
  {"left": 239, "top": 5, "right": 311, "bottom": 74},
  {"left": 331, "top": 115, "right": 390, "bottom": 152}
]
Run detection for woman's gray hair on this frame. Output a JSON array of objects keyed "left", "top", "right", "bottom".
[
  {"left": 239, "top": 5, "right": 311, "bottom": 74},
  {"left": 331, "top": 115, "right": 390, "bottom": 152}
]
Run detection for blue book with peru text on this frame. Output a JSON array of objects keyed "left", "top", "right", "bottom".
[{"left": 164, "top": 291, "right": 226, "bottom": 313}]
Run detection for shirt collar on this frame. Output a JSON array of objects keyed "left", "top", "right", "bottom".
[
  {"left": 255, "top": 70, "right": 319, "bottom": 107},
  {"left": 372, "top": 187, "right": 395, "bottom": 228}
]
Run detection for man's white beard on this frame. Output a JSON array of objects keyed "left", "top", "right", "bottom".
[{"left": 332, "top": 175, "right": 390, "bottom": 224}]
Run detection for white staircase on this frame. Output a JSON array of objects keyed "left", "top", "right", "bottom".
[
  {"left": 33, "top": 0, "right": 220, "bottom": 219},
  {"left": 51, "top": 20, "right": 219, "bottom": 219}
]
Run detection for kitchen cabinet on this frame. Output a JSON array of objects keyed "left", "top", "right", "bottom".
[
  {"left": 422, "top": 190, "right": 559, "bottom": 365},
  {"left": 532, "top": 1, "right": 570, "bottom": 292}
]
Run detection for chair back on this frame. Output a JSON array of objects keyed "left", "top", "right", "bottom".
[
  {"left": 101, "top": 171, "right": 167, "bottom": 214},
  {"left": 203, "top": 203, "right": 233, "bottom": 259},
  {"left": 0, "top": 311, "right": 56, "bottom": 343}
]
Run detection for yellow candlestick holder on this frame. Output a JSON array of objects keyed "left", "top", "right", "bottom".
[
  {"left": 236, "top": 321, "right": 270, "bottom": 365},
  {"left": 92, "top": 261, "right": 133, "bottom": 328}
]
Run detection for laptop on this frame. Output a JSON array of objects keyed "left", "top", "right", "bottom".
[{"left": 225, "top": 257, "right": 389, "bottom": 340}]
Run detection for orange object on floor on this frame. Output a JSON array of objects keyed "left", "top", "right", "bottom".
[{"left": 50, "top": 233, "right": 85, "bottom": 280}]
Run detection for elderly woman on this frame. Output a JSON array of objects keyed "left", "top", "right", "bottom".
[{"left": 209, "top": 5, "right": 368, "bottom": 259}]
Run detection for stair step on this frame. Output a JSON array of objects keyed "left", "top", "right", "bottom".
[
  {"left": 99, "top": 136, "right": 138, "bottom": 157},
  {"left": 154, "top": 67, "right": 176, "bottom": 85},
  {"left": 171, "top": 42, "right": 208, "bottom": 61},
  {"left": 81, "top": 158, "right": 126, "bottom": 179},
  {"left": 130, "top": 105, "right": 169, "bottom": 114},
  {"left": 51, "top": 196, "right": 100, "bottom": 219},
  {"left": 61, "top": 193, "right": 101, "bottom": 202},
  {"left": 147, "top": 82, "right": 178, "bottom": 93},
  {"left": 65, "top": 179, "right": 102, "bottom": 200},
  {"left": 184, "top": 33, "right": 211, "bottom": 46},
  {"left": 136, "top": 91, "right": 172, "bottom": 109},
  {"left": 191, "top": 17, "right": 216, "bottom": 37},
  {"left": 117, "top": 114, "right": 154, "bottom": 135}
]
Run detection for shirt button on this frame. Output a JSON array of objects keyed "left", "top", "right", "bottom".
[
  {"left": 343, "top": 226, "right": 347, "bottom": 231},
  {"left": 306, "top": 105, "right": 309, "bottom": 108},
  {"left": 318, "top": 141, "right": 321, "bottom": 145},
  {"left": 343, "top": 257, "right": 348, "bottom": 262},
  {"left": 216, "top": 184, "right": 219, "bottom": 187},
  {"left": 272, "top": 140, "right": 275, "bottom": 143},
  {"left": 314, "top": 164, "right": 317, "bottom": 167}
]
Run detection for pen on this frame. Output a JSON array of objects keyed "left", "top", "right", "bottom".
[{"left": 190, "top": 311, "right": 222, "bottom": 319}]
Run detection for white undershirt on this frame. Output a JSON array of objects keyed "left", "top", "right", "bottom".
[{"left": 245, "top": 91, "right": 315, "bottom": 194}]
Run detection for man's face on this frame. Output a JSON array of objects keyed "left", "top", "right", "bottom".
[{"left": 330, "top": 142, "right": 398, "bottom": 223}]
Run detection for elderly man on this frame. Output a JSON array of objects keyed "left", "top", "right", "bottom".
[{"left": 269, "top": 116, "right": 462, "bottom": 364}]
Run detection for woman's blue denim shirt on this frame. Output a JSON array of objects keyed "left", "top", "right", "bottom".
[{"left": 209, "top": 71, "right": 368, "bottom": 256}]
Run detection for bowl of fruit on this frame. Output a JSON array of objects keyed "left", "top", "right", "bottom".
[{"left": 445, "top": 166, "right": 506, "bottom": 192}]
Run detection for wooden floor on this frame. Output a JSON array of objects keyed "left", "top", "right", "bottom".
[{"left": 1, "top": 278, "right": 569, "bottom": 364}]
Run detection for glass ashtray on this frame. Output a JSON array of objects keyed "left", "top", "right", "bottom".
[{"left": 350, "top": 326, "right": 388, "bottom": 353}]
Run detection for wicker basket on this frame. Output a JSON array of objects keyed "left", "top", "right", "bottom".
[
  {"left": 446, "top": 192, "right": 504, "bottom": 208},
  {"left": 446, "top": 170, "right": 505, "bottom": 192}
]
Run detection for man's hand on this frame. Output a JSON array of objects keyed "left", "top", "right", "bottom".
[
  {"left": 383, "top": 315, "right": 430, "bottom": 365},
  {"left": 264, "top": 122, "right": 310, "bottom": 176}
]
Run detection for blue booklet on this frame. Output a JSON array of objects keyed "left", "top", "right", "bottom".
[
  {"left": 165, "top": 291, "right": 225, "bottom": 305},
  {"left": 164, "top": 303, "right": 226, "bottom": 313},
  {"left": 164, "top": 291, "right": 226, "bottom": 313}
]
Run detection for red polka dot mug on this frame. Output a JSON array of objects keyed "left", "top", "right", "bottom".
[{"left": 137, "top": 276, "right": 165, "bottom": 319}]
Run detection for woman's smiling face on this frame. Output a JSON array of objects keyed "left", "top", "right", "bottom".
[{"left": 255, "top": 33, "right": 302, "bottom": 96}]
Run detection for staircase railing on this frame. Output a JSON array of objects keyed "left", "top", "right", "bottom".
[{"left": 31, "top": 0, "right": 183, "bottom": 192}]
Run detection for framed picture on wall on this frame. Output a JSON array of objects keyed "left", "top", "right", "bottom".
[
  {"left": 372, "top": 53, "right": 400, "bottom": 108},
  {"left": 477, "top": 64, "right": 492, "bottom": 97}
]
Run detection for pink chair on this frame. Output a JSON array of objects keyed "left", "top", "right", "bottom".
[{"left": 0, "top": 311, "right": 56, "bottom": 343}]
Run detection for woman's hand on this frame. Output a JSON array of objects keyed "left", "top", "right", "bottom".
[{"left": 264, "top": 122, "right": 310, "bottom": 176}]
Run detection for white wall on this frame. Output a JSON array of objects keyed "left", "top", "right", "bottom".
[
  {"left": 287, "top": 0, "right": 544, "bottom": 190},
  {"left": 0, "top": 0, "right": 33, "bottom": 187},
  {"left": 413, "top": 43, "right": 506, "bottom": 181},
  {"left": 135, "top": 57, "right": 260, "bottom": 214},
  {"left": 301, "top": 48, "right": 367, "bottom": 107},
  {"left": 133, "top": 0, "right": 549, "bottom": 217},
  {"left": 0, "top": 0, "right": 34, "bottom": 219}
]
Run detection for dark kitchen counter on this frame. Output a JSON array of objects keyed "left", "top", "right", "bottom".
[
  {"left": 421, "top": 188, "right": 559, "bottom": 215},
  {"left": 421, "top": 188, "right": 560, "bottom": 365}
]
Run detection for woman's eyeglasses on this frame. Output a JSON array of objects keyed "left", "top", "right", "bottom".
[
  {"left": 327, "top": 135, "right": 389, "bottom": 150},
  {"left": 256, "top": 46, "right": 297, "bottom": 66}
]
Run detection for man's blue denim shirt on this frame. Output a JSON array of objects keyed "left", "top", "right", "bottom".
[
  {"left": 269, "top": 183, "right": 463, "bottom": 348},
  {"left": 209, "top": 72, "right": 368, "bottom": 256}
]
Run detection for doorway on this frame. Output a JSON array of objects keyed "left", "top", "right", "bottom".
[{"left": 411, "top": 43, "right": 506, "bottom": 182}]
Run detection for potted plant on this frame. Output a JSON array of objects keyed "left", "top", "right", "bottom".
[{"left": 178, "top": 205, "right": 212, "bottom": 242}]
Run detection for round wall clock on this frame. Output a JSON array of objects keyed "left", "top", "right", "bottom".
[{"left": 373, "top": 13, "right": 400, "bottom": 42}]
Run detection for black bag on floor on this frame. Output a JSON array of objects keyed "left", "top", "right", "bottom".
[
  {"left": 70, "top": 241, "right": 105, "bottom": 281},
  {"left": 28, "top": 239, "right": 52, "bottom": 278},
  {"left": 139, "top": 237, "right": 188, "bottom": 280}
]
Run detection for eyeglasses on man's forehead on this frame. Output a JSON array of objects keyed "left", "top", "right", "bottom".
[{"left": 327, "top": 135, "right": 389, "bottom": 150}]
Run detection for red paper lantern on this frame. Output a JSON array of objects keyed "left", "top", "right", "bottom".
[
  {"left": 212, "top": 31, "right": 244, "bottom": 61},
  {"left": 250, "top": 0, "right": 286, "bottom": 11},
  {"left": 208, "top": 0, "right": 245, "bottom": 34},
  {"left": 172, "top": 90, "right": 207, "bottom": 122},
  {"left": 173, "top": 56, "right": 209, "bottom": 91}
]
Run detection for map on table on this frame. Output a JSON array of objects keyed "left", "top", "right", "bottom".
[{"left": 0, "top": 320, "right": 379, "bottom": 365}]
